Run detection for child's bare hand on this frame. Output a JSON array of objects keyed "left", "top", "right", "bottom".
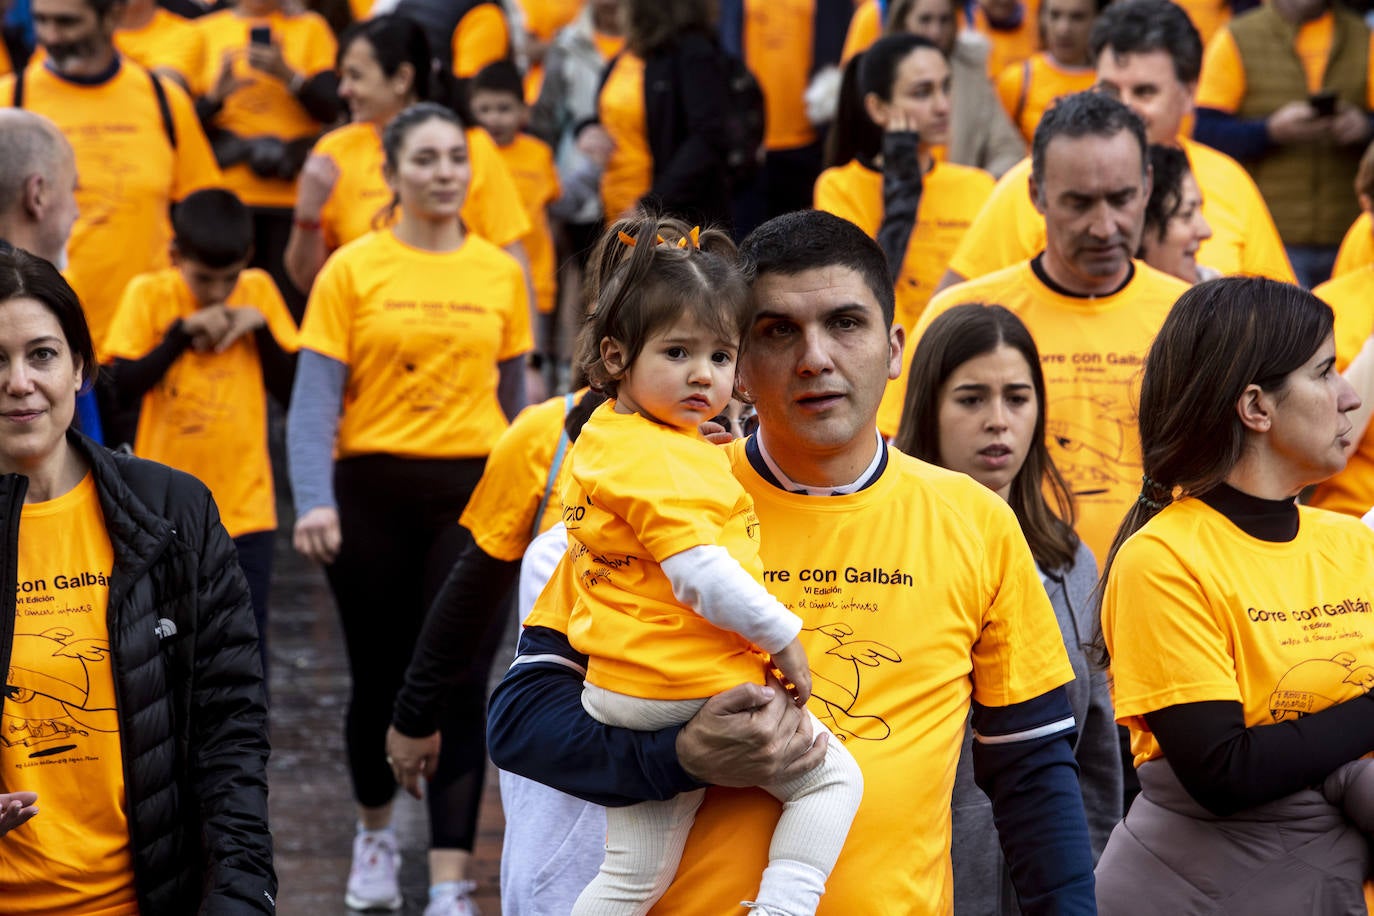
[
  {"left": 215, "top": 307, "right": 267, "bottom": 353},
  {"left": 182, "top": 305, "right": 233, "bottom": 351},
  {"left": 770, "top": 638, "right": 812, "bottom": 706},
  {"left": 0, "top": 792, "right": 38, "bottom": 836}
]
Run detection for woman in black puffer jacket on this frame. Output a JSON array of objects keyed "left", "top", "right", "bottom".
[{"left": 0, "top": 248, "right": 274, "bottom": 914}]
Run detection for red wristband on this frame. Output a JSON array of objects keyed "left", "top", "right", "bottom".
[{"left": 294, "top": 216, "right": 322, "bottom": 232}]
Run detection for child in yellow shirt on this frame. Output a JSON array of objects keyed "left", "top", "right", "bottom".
[
  {"left": 103, "top": 188, "right": 298, "bottom": 682},
  {"left": 470, "top": 60, "right": 561, "bottom": 372},
  {"left": 562, "top": 215, "right": 862, "bottom": 916}
]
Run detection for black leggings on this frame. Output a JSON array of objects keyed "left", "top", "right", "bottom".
[{"left": 325, "top": 453, "right": 491, "bottom": 850}]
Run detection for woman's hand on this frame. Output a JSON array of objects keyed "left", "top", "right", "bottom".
[
  {"left": 247, "top": 40, "right": 295, "bottom": 85},
  {"left": 385, "top": 726, "right": 440, "bottom": 800},
  {"left": 295, "top": 154, "right": 340, "bottom": 223},
  {"left": 0, "top": 792, "right": 38, "bottom": 836},
  {"left": 206, "top": 51, "right": 251, "bottom": 107},
  {"left": 293, "top": 506, "right": 342, "bottom": 564}
]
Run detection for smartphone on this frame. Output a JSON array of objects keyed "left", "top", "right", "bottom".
[
  {"left": 1310, "top": 89, "right": 1338, "bottom": 118},
  {"left": 249, "top": 25, "right": 272, "bottom": 47}
]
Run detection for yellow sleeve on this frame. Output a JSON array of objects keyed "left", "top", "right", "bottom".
[
  {"left": 459, "top": 399, "right": 563, "bottom": 561},
  {"left": 813, "top": 168, "right": 877, "bottom": 235},
  {"left": 945, "top": 163, "right": 1039, "bottom": 279},
  {"left": 1234, "top": 177, "right": 1296, "bottom": 282},
  {"left": 1195, "top": 28, "right": 1246, "bottom": 113},
  {"left": 969, "top": 492, "right": 1075, "bottom": 706},
  {"left": 102, "top": 274, "right": 167, "bottom": 360},
  {"left": 246, "top": 270, "right": 300, "bottom": 351},
  {"left": 303, "top": 14, "right": 338, "bottom": 75},
  {"left": 1334, "top": 214, "right": 1374, "bottom": 277},
  {"left": 1103, "top": 530, "right": 1242, "bottom": 723},
  {"left": 539, "top": 146, "right": 561, "bottom": 206},
  {"left": 464, "top": 128, "right": 533, "bottom": 247},
  {"left": 840, "top": 1, "right": 881, "bottom": 65},
  {"left": 452, "top": 5, "right": 510, "bottom": 78},
  {"left": 994, "top": 61, "right": 1025, "bottom": 130},
  {"left": 498, "top": 254, "right": 534, "bottom": 361},
  {"left": 297, "top": 252, "right": 354, "bottom": 364},
  {"left": 165, "top": 78, "right": 224, "bottom": 199}
]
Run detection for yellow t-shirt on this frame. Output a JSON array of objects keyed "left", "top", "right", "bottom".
[
  {"left": 459, "top": 388, "right": 589, "bottom": 561},
  {"left": 0, "top": 61, "right": 222, "bottom": 355},
  {"left": 1308, "top": 266, "right": 1374, "bottom": 518},
  {"left": 814, "top": 157, "right": 994, "bottom": 434},
  {"left": 1104, "top": 497, "right": 1374, "bottom": 767},
  {"left": 452, "top": 4, "right": 510, "bottom": 78},
  {"left": 520, "top": 0, "right": 582, "bottom": 40},
  {"left": 564, "top": 405, "right": 770, "bottom": 699},
  {"left": 995, "top": 52, "right": 1096, "bottom": 144},
  {"left": 745, "top": 0, "right": 817, "bottom": 151},
  {"left": 194, "top": 9, "right": 337, "bottom": 208},
  {"left": 311, "top": 122, "right": 532, "bottom": 253},
  {"left": 1334, "top": 212, "right": 1373, "bottom": 278},
  {"left": 911, "top": 261, "right": 1190, "bottom": 560},
  {"left": 115, "top": 8, "right": 206, "bottom": 92},
  {"left": 839, "top": 0, "right": 880, "bottom": 65},
  {"left": 102, "top": 267, "right": 299, "bottom": 539},
  {"left": 299, "top": 228, "right": 532, "bottom": 459},
  {"left": 527, "top": 439, "right": 1075, "bottom": 911},
  {"left": 1175, "top": 0, "right": 1231, "bottom": 48},
  {"left": 0, "top": 40, "right": 11, "bottom": 77},
  {"left": 1197, "top": 12, "right": 1374, "bottom": 111},
  {"left": 599, "top": 51, "right": 652, "bottom": 222},
  {"left": 947, "top": 139, "right": 1295, "bottom": 284},
  {"left": 963, "top": 0, "right": 1041, "bottom": 79},
  {"left": 0, "top": 474, "right": 136, "bottom": 916},
  {"left": 497, "top": 133, "right": 560, "bottom": 314}
]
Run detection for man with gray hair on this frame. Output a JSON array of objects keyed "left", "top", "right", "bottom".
[{"left": 0, "top": 109, "right": 78, "bottom": 266}]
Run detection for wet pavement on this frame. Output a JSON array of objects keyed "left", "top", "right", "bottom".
[{"left": 265, "top": 527, "right": 512, "bottom": 915}]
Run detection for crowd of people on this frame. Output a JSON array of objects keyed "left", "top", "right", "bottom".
[{"left": 4, "top": 0, "right": 1374, "bottom": 913}]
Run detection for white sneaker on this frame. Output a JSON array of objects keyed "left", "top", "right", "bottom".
[
  {"left": 422, "top": 880, "right": 480, "bottom": 916},
  {"left": 345, "top": 829, "right": 403, "bottom": 911}
]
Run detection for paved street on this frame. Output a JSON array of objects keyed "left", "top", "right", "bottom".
[{"left": 265, "top": 527, "right": 511, "bottom": 915}]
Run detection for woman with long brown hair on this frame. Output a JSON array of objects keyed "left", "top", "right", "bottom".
[
  {"left": 1095, "top": 277, "right": 1374, "bottom": 914},
  {"left": 895, "top": 302, "right": 1119, "bottom": 914}
]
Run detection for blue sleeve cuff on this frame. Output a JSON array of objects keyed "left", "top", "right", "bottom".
[
  {"left": 487, "top": 626, "right": 705, "bottom": 807},
  {"left": 972, "top": 689, "right": 1096, "bottom": 916},
  {"left": 1193, "top": 106, "right": 1271, "bottom": 162}
]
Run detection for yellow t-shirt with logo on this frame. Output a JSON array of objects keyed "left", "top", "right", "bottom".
[
  {"left": 460, "top": 389, "right": 589, "bottom": 562},
  {"left": 947, "top": 140, "right": 1294, "bottom": 284},
  {"left": 312, "top": 122, "right": 532, "bottom": 253},
  {"left": 496, "top": 133, "right": 560, "bottom": 315},
  {"left": 745, "top": 0, "right": 817, "bottom": 151},
  {"left": 194, "top": 9, "right": 337, "bottom": 209},
  {"left": 102, "top": 267, "right": 299, "bottom": 539},
  {"left": 1104, "top": 498, "right": 1374, "bottom": 767},
  {"left": 839, "top": 0, "right": 880, "bottom": 64},
  {"left": 1308, "top": 266, "right": 1374, "bottom": 518},
  {"left": 1334, "top": 213, "right": 1373, "bottom": 278},
  {"left": 815, "top": 157, "right": 994, "bottom": 433},
  {"left": 0, "top": 474, "right": 136, "bottom": 916},
  {"left": 599, "top": 52, "right": 652, "bottom": 222},
  {"left": 995, "top": 53, "right": 1096, "bottom": 144},
  {"left": 526, "top": 439, "right": 1075, "bottom": 912},
  {"left": 299, "top": 228, "right": 532, "bottom": 459},
  {"left": 115, "top": 8, "right": 206, "bottom": 92},
  {"left": 563, "top": 405, "right": 768, "bottom": 699},
  {"left": 0, "top": 61, "right": 222, "bottom": 355},
  {"left": 911, "top": 261, "right": 1190, "bottom": 560}
]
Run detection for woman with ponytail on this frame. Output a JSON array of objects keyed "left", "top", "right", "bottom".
[{"left": 1094, "top": 276, "right": 1374, "bottom": 915}]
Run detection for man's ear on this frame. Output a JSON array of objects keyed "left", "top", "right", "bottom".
[
  {"left": 21, "top": 173, "right": 45, "bottom": 219},
  {"left": 1028, "top": 172, "right": 1047, "bottom": 217},
  {"left": 1235, "top": 383, "right": 1273, "bottom": 434},
  {"left": 600, "top": 337, "right": 629, "bottom": 379}
]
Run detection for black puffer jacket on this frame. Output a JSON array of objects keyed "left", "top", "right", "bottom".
[{"left": 0, "top": 431, "right": 275, "bottom": 914}]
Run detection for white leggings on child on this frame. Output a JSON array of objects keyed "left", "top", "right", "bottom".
[{"left": 571, "top": 684, "right": 864, "bottom": 916}]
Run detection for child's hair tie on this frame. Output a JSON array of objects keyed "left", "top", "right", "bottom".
[
  {"left": 676, "top": 226, "right": 701, "bottom": 249},
  {"left": 616, "top": 230, "right": 637, "bottom": 248}
]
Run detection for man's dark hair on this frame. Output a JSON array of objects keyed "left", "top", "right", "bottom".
[
  {"left": 1031, "top": 91, "right": 1148, "bottom": 195},
  {"left": 1089, "top": 0, "right": 1203, "bottom": 86},
  {"left": 740, "top": 210, "right": 896, "bottom": 327},
  {"left": 172, "top": 189, "right": 253, "bottom": 268}
]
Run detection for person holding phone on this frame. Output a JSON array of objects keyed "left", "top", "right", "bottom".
[
  {"left": 1193, "top": 0, "right": 1374, "bottom": 288},
  {"left": 193, "top": 0, "right": 342, "bottom": 316}
]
